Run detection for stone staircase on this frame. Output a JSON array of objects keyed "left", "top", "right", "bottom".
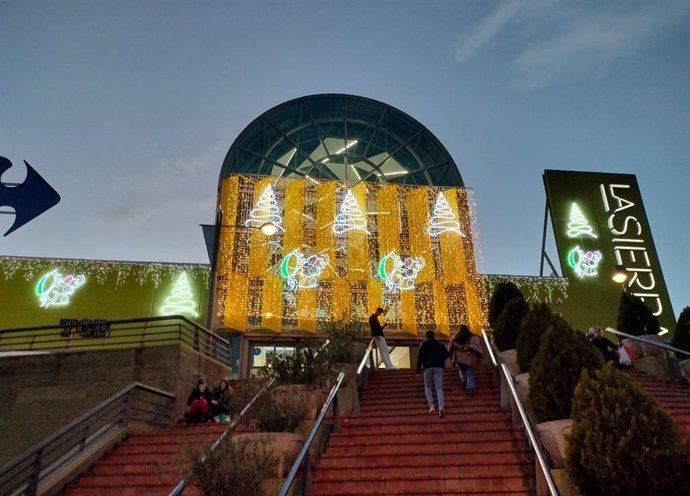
[
  {"left": 313, "top": 367, "right": 536, "bottom": 495},
  {"left": 627, "top": 370, "right": 690, "bottom": 441},
  {"left": 63, "top": 423, "right": 226, "bottom": 495}
]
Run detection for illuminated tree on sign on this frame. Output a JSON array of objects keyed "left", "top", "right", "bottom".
[
  {"left": 161, "top": 272, "right": 198, "bottom": 317},
  {"left": 567, "top": 203, "right": 597, "bottom": 239},
  {"left": 245, "top": 184, "right": 284, "bottom": 232},
  {"left": 333, "top": 189, "right": 370, "bottom": 235},
  {"left": 428, "top": 192, "right": 464, "bottom": 237}
]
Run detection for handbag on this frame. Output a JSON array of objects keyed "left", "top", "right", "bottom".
[{"left": 617, "top": 345, "right": 632, "bottom": 367}]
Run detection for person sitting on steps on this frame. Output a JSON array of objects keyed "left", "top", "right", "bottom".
[{"left": 185, "top": 378, "right": 213, "bottom": 424}]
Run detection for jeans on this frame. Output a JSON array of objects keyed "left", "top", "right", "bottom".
[
  {"left": 373, "top": 336, "right": 395, "bottom": 369},
  {"left": 459, "top": 364, "right": 476, "bottom": 390},
  {"left": 423, "top": 367, "right": 444, "bottom": 409}
]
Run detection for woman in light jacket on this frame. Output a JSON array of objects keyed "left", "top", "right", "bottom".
[{"left": 449, "top": 325, "right": 483, "bottom": 396}]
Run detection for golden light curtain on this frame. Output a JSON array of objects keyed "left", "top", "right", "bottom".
[
  {"left": 247, "top": 177, "right": 274, "bottom": 278},
  {"left": 406, "top": 188, "right": 435, "bottom": 282},
  {"left": 347, "top": 184, "right": 369, "bottom": 281},
  {"left": 438, "top": 190, "right": 466, "bottom": 285},
  {"left": 315, "top": 182, "right": 337, "bottom": 280}
]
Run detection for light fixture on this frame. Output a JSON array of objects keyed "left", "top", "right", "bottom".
[
  {"left": 612, "top": 265, "right": 628, "bottom": 284},
  {"left": 259, "top": 222, "right": 278, "bottom": 236}
]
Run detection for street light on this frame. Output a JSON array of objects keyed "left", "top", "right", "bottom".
[{"left": 612, "top": 265, "right": 628, "bottom": 284}]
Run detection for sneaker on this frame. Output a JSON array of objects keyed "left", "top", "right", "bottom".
[
  {"left": 439, "top": 408, "right": 445, "bottom": 418},
  {"left": 468, "top": 389, "right": 475, "bottom": 397},
  {"left": 429, "top": 406, "right": 436, "bottom": 414}
]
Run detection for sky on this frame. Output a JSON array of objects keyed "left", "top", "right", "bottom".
[{"left": 1, "top": 0, "right": 689, "bottom": 316}]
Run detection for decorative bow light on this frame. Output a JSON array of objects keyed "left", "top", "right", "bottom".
[
  {"left": 378, "top": 251, "right": 425, "bottom": 292},
  {"left": 280, "top": 249, "right": 330, "bottom": 291}
]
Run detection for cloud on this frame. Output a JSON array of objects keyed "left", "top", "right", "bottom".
[
  {"left": 88, "top": 140, "right": 224, "bottom": 229},
  {"left": 455, "top": 0, "right": 559, "bottom": 62},
  {"left": 455, "top": 0, "right": 690, "bottom": 90}
]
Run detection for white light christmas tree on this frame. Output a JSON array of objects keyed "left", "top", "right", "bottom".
[
  {"left": 161, "top": 272, "right": 198, "bottom": 317},
  {"left": 332, "top": 189, "right": 370, "bottom": 235},
  {"left": 427, "top": 192, "right": 464, "bottom": 237},
  {"left": 245, "top": 184, "right": 284, "bottom": 232},
  {"left": 567, "top": 203, "right": 597, "bottom": 239}
]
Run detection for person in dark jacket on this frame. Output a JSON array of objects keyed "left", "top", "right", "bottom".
[
  {"left": 587, "top": 326, "right": 618, "bottom": 364},
  {"left": 369, "top": 307, "right": 395, "bottom": 369},
  {"left": 416, "top": 330, "right": 449, "bottom": 418},
  {"left": 210, "top": 379, "right": 234, "bottom": 423},
  {"left": 186, "top": 378, "right": 213, "bottom": 424}
]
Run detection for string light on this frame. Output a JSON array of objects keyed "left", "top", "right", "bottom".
[{"left": 215, "top": 174, "right": 488, "bottom": 333}]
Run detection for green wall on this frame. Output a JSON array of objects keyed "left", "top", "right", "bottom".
[{"left": 0, "top": 257, "right": 210, "bottom": 330}]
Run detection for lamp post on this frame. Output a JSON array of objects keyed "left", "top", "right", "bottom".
[{"left": 612, "top": 264, "right": 629, "bottom": 291}]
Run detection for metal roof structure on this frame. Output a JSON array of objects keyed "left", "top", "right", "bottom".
[{"left": 219, "top": 93, "right": 463, "bottom": 188}]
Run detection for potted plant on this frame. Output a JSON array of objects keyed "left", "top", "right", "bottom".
[{"left": 566, "top": 364, "right": 690, "bottom": 495}]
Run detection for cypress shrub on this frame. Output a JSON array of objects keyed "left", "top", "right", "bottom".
[
  {"left": 516, "top": 302, "right": 559, "bottom": 372},
  {"left": 492, "top": 297, "right": 528, "bottom": 352},
  {"left": 617, "top": 292, "right": 660, "bottom": 336},
  {"left": 529, "top": 320, "right": 601, "bottom": 422},
  {"left": 566, "top": 365, "right": 690, "bottom": 496},
  {"left": 488, "top": 281, "right": 523, "bottom": 328},
  {"left": 672, "top": 306, "right": 690, "bottom": 353}
]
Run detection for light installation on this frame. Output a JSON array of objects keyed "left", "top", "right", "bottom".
[
  {"left": 567, "top": 246, "right": 603, "bottom": 279},
  {"left": 280, "top": 249, "right": 329, "bottom": 291},
  {"left": 160, "top": 272, "right": 199, "bottom": 317},
  {"left": 378, "top": 252, "right": 425, "bottom": 292},
  {"left": 35, "top": 269, "right": 86, "bottom": 308},
  {"left": 332, "top": 189, "right": 370, "bottom": 235},
  {"left": 428, "top": 192, "right": 464, "bottom": 237},
  {"left": 567, "top": 203, "right": 597, "bottom": 239},
  {"left": 245, "top": 184, "right": 284, "bottom": 232},
  {"left": 216, "top": 175, "right": 484, "bottom": 334}
]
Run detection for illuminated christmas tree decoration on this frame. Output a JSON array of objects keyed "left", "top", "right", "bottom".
[
  {"left": 428, "top": 192, "right": 465, "bottom": 237},
  {"left": 332, "top": 189, "right": 370, "bottom": 235},
  {"left": 280, "top": 249, "right": 329, "bottom": 291},
  {"left": 567, "top": 246, "right": 603, "bottom": 278},
  {"left": 378, "top": 251, "right": 425, "bottom": 292},
  {"left": 35, "top": 269, "right": 86, "bottom": 308},
  {"left": 245, "top": 184, "right": 284, "bottom": 232},
  {"left": 567, "top": 203, "right": 597, "bottom": 239},
  {"left": 161, "top": 272, "right": 199, "bottom": 317}
]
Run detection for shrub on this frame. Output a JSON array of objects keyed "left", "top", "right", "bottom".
[
  {"left": 529, "top": 319, "right": 602, "bottom": 422},
  {"left": 185, "top": 436, "right": 277, "bottom": 496},
  {"left": 492, "top": 297, "right": 528, "bottom": 351},
  {"left": 516, "top": 302, "right": 559, "bottom": 372},
  {"left": 488, "top": 281, "right": 524, "bottom": 328},
  {"left": 323, "top": 320, "right": 367, "bottom": 364},
  {"left": 260, "top": 341, "right": 331, "bottom": 387},
  {"left": 566, "top": 365, "right": 690, "bottom": 496},
  {"left": 247, "top": 389, "right": 309, "bottom": 433},
  {"left": 672, "top": 306, "right": 690, "bottom": 353},
  {"left": 617, "top": 292, "right": 660, "bottom": 336},
  {"left": 229, "top": 379, "right": 268, "bottom": 418}
]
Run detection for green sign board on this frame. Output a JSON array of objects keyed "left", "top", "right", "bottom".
[
  {"left": 0, "top": 257, "right": 210, "bottom": 330},
  {"left": 543, "top": 170, "right": 674, "bottom": 334}
]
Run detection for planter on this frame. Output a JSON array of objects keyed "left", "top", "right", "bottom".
[
  {"left": 515, "top": 372, "right": 532, "bottom": 414},
  {"left": 236, "top": 432, "right": 305, "bottom": 478},
  {"left": 680, "top": 359, "right": 690, "bottom": 384},
  {"left": 622, "top": 334, "right": 666, "bottom": 358},
  {"left": 498, "top": 349, "right": 520, "bottom": 378},
  {"left": 535, "top": 418, "right": 573, "bottom": 469},
  {"left": 273, "top": 384, "right": 329, "bottom": 420}
]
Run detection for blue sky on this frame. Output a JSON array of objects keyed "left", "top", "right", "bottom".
[{"left": 1, "top": 0, "right": 689, "bottom": 317}]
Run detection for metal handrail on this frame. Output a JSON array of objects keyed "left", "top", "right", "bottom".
[
  {"left": 356, "top": 339, "right": 376, "bottom": 376},
  {"left": 168, "top": 377, "right": 276, "bottom": 496},
  {"left": 605, "top": 327, "right": 690, "bottom": 359},
  {"left": 278, "top": 371, "right": 346, "bottom": 496},
  {"left": 0, "top": 315, "right": 231, "bottom": 365},
  {"left": 481, "top": 329, "right": 559, "bottom": 496},
  {"left": 0, "top": 383, "right": 176, "bottom": 496}
]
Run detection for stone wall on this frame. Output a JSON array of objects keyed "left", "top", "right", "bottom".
[{"left": 0, "top": 345, "right": 231, "bottom": 465}]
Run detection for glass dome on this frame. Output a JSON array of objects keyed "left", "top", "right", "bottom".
[{"left": 220, "top": 94, "right": 464, "bottom": 188}]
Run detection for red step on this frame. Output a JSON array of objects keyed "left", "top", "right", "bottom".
[{"left": 312, "top": 367, "right": 536, "bottom": 495}]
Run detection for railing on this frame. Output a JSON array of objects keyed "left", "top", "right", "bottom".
[
  {"left": 168, "top": 377, "right": 276, "bottom": 496},
  {"left": 0, "top": 383, "right": 175, "bottom": 496},
  {"left": 0, "top": 315, "right": 231, "bottom": 365},
  {"left": 278, "top": 371, "right": 346, "bottom": 496},
  {"left": 481, "top": 330, "right": 559, "bottom": 496}
]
